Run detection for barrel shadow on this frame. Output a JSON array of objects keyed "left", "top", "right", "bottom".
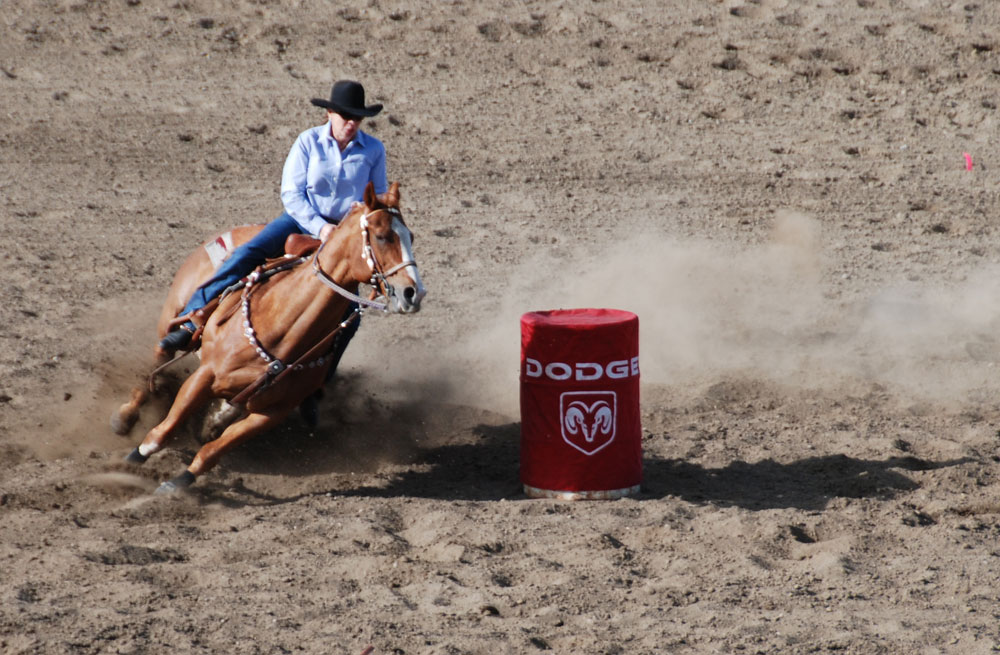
[
  {"left": 328, "top": 422, "right": 970, "bottom": 510},
  {"left": 640, "top": 453, "right": 970, "bottom": 511}
]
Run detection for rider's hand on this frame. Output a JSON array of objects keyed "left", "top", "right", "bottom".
[{"left": 319, "top": 223, "right": 334, "bottom": 242}]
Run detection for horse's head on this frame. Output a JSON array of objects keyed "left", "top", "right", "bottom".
[{"left": 327, "top": 181, "right": 425, "bottom": 314}]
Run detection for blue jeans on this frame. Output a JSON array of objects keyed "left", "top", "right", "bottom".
[
  {"left": 181, "top": 213, "right": 303, "bottom": 317},
  {"left": 177, "top": 212, "right": 359, "bottom": 375}
]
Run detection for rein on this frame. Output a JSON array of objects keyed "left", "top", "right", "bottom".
[{"left": 311, "top": 246, "right": 387, "bottom": 310}]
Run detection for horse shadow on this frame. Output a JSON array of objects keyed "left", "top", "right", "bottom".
[{"left": 218, "top": 418, "right": 972, "bottom": 511}]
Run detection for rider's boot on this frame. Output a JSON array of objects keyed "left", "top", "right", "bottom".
[{"left": 159, "top": 324, "right": 194, "bottom": 355}]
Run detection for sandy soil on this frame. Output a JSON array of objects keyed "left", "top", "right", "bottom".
[{"left": 4, "top": 0, "right": 1000, "bottom": 653}]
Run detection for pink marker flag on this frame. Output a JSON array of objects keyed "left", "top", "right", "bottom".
[{"left": 964, "top": 152, "right": 973, "bottom": 171}]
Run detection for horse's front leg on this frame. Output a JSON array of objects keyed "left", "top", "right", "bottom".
[
  {"left": 155, "top": 410, "right": 286, "bottom": 494},
  {"left": 125, "top": 365, "right": 216, "bottom": 465}
]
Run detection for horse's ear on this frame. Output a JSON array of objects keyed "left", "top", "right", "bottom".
[
  {"left": 378, "top": 182, "right": 400, "bottom": 208},
  {"left": 363, "top": 181, "right": 377, "bottom": 209}
]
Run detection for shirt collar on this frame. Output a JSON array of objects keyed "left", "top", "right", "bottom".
[
  {"left": 344, "top": 130, "right": 368, "bottom": 152},
  {"left": 320, "top": 124, "right": 368, "bottom": 152}
]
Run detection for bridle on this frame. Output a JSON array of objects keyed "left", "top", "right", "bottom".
[{"left": 311, "top": 206, "right": 417, "bottom": 312}]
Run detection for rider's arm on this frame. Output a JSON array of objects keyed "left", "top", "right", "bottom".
[
  {"left": 369, "top": 141, "right": 388, "bottom": 196},
  {"left": 280, "top": 132, "right": 329, "bottom": 238}
]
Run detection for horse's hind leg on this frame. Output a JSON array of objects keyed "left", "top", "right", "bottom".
[
  {"left": 125, "top": 366, "right": 216, "bottom": 464},
  {"left": 199, "top": 400, "right": 245, "bottom": 443},
  {"left": 156, "top": 411, "right": 284, "bottom": 494},
  {"left": 111, "top": 385, "right": 149, "bottom": 436},
  {"left": 111, "top": 349, "right": 175, "bottom": 435}
]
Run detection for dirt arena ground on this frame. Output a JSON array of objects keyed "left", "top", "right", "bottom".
[{"left": 4, "top": 0, "right": 1000, "bottom": 653}]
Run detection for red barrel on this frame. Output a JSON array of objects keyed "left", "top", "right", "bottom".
[{"left": 519, "top": 309, "right": 642, "bottom": 499}]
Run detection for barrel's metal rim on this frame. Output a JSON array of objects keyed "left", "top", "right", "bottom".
[{"left": 523, "top": 484, "right": 640, "bottom": 501}]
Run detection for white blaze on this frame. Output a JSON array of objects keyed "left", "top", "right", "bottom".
[{"left": 392, "top": 216, "right": 426, "bottom": 302}]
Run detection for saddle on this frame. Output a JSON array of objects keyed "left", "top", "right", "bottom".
[{"left": 284, "top": 233, "right": 321, "bottom": 257}]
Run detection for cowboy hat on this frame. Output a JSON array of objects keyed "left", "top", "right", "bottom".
[{"left": 310, "top": 80, "right": 383, "bottom": 117}]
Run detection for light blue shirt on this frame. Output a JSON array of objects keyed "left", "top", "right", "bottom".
[{"left": 280, "top": 123, "right": 388, "bottom": 237}]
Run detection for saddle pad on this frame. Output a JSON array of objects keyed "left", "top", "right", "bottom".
[{"left": 204, "top": 231, "right": 236, "bottom": 269}]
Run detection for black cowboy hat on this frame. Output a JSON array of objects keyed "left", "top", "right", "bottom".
[{"left": 310, "top": 80, "right": 383, "bottom": 117}]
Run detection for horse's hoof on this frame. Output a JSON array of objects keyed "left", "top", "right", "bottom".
[
  {"left": 110, "top": 408, "right": 138, "bottom": 436},
  {"left": 154, "top": 481, "right": 181, "bottom": 495},
  {"left": 124, "top": 447, "right": 148, "bottom": 464},
  {"left": 299, "top": 394, "right": 319, "bottom": 428},
  {"left": 154, "top": 471, "right": 196, "bottom": 495}
]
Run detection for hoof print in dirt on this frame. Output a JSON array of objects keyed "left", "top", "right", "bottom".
[
  {"left": 902, "top": 511, "right": 936, "bottom": 527},
  {"left": 84, "top": 545, "right": 187, "bottom": 566}
]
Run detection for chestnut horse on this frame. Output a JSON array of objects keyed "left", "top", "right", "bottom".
[{"left": 115, "top": 182, "right": 424, "bottom": 493}]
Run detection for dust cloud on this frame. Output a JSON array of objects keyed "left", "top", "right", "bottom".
[{"left": 359, "top": 211, "right": 1000, "bottom": 414}]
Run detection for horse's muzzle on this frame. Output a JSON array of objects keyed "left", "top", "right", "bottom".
[
  {"left": 394, "top": 285, "right": 427, "bottom": 314},
  {"left": 391, "top": 284, "right": 425, "bottom": 314}
]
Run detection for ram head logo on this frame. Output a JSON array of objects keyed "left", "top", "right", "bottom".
[{"left": 559, "top": 391, "right": 617, "bottom": 455}]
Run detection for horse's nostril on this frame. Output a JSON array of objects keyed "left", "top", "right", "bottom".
[{"left": 403, "top": 286, "right": 416, "bottom": 302}]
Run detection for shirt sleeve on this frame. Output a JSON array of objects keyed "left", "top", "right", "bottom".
[
  {"left": 370, "top": 141, "right": 388, "bottom": 195},
  {"left": 280, "top": 133, "right": 328, "bottom": 238}
]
